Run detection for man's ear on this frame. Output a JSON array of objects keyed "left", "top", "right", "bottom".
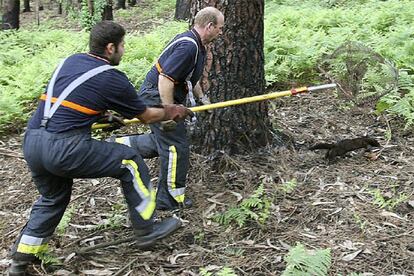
[{"left": 105, "top": 43, "right": 115, "bottom": 55}]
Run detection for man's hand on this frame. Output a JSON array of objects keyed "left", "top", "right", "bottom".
[
  {"left": 199, "top": 94, "right": 211, "bottom": 105},
  {"left": 97, "top": 112, "right": 126, "bottom": 131},
  {"left": 163, "top": 104, "right": 194, "bottom": 121}
]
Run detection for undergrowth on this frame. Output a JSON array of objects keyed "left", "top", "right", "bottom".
[
  {"left": 214, "top": 184, "right": 270, "bottom": 227},
  {"left": 1, "top": 0, "right": 414, "bottom": 132}
]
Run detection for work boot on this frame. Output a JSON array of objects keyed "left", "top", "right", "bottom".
[
  {"left": 134, "top": 217, "right": 181, "bottom": 248},
  {"left": 156, "top": 197, "right": 193, "bottom": 211},
  {"left": 8, "top": 252, "right": 40, "bottom": 276},
  {"left": 8, "top": 260, "right": 30, "bottom": 276}
]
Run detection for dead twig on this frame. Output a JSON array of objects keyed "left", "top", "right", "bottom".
[
  {"left": 375, "top": 229, "right": 414, "bottom": 242},
  {"left": 113, "top": 257, "right": 139, "bottom": 276},
  {"left": 0, "top": 150, "right": 24, "bottom": 159},
  {"left": 76, "top": 235, "right": 135, "bottom": 254}
]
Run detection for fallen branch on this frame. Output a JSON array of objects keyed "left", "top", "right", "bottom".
[
  {"left": 0, "top": 150, "right": 24, "bottom": 159},
  {"left": 113, "top": 257, "right": 139, "bottom": 276},
  {"left": 76, "top": 235, "right": 135, "bottom": 254}
]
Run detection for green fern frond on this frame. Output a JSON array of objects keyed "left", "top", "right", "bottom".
[
  {"left": 34, "top": 252, "right": 62, "bottom": 266},
  {"left": 56, "top": 205, "right": 76, "bottom": 235},
  {"left": 214, "top": 184, "right": 270, "bottom": 228},
  {"left": 282, "top": 243, "right": 331, "bottom": 276}
]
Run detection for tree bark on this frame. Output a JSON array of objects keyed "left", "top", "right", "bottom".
[
  {"left": 175, "top": 0, "right": 191, "bottom": 20},
  {"left": 190, "top": 0, "right": 272, "bottom": 154},
  {"left": 115, "top": 0, "right": 125, "bottom": 9},
  {"left": 2, "top": 0, "right": 20, "bottom": 29},
  {"left": 102, "top": 0, "right": 113, "bottom": 20},
  {"left": 23, "top": 0, "right": 30, "bottom": 12}
]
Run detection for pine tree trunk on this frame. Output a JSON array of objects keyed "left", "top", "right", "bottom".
[
  {"left": 174, "top": 0, "right": 191, "bottom": 20},
  {"left": 2, "top": 0, "right": 20, "bottom": 29},
  {"left": 23, "top": 0, "right": 30, "bottom": 12},
  {"left": 102, "top": 0, "right": 113, "bottom": 20},
  {"left": 87, "top": 0, "right": 94, "bottom": 15},
  {"left": 115, "top": 0, "right": 125, "bottom": 9},
  {"left": 190, "top": 0, "right": 271, "bottom": 154}
]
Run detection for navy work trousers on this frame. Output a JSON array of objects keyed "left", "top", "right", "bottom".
[
  {"left": 116, "top": 82, "right": 190, "bottom": 210},
  {"left": 13, "top": 128, "right": 155, "bottom": 257}
]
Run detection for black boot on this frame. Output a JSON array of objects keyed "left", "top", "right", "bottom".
[
  {"left": 134, "top": 217, "right": 181, "bottom": 248},
  {"left": 8, "top": 260, "right": 30, "bottom": 276},
  {"left": 8, "top": 252, "right": 40, "bottom": 276}
]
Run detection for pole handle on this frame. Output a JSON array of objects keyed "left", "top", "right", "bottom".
[{"left": 92, "top": 83, "right": 336, "bottom": 130}]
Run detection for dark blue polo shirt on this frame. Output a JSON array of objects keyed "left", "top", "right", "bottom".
[
  {"left": 28, "top": 53, "right": 146, "bottom": 133},
  {"left": 143, "top": 28, "right": 206, "bottom": 104}
]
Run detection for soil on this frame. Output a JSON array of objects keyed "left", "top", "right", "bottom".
[
  {"left": 1, "top": 90, "right": 413, "bottom": 275},
  {"left": 1, "top": 3, "right": 413, "bottom": 276}
]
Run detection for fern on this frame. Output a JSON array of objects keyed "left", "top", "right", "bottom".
[
  {"left": 215, "top": 184, "right": 270, "bottom": 227},
  {"left": 217, "top": 267, "right": 238, "bottom": 276},
  {"left": 34, "top": 251, "right": 62, "bottom": 266},
  {"left": 282, "top": 243, "right": 331, "bottom": 276},
  {"left": 56, "top": 205, "right": 76, "bottom": 235},
  {"left": 199, "top": 266, "right": 238, "bottom": 276}
]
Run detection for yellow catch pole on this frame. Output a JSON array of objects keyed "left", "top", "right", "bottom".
[{"left": 92, "top": 83, "right": 336, "bottom": 130}]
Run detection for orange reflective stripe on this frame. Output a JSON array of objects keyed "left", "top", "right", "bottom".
[
  {"left": 156, "top": 62, "right": 180, "bottom": 84},
  {"left": 39, "top": 94, "right": 100, "bottom": 115},
  {"left": 156, "top": 61, "right": 163, "bottom": 73}
]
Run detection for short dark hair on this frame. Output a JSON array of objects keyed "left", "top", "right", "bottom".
[{"left": 89, "top": 21, "right": 126, "bottom": 55}]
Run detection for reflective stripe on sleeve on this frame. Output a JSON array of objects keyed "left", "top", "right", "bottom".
[{"left": 122, "top": 160, "right": 156, "bottom": 220}]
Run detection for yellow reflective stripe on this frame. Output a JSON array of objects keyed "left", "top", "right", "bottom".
[
  {"left": 169, "top": 146, "right": 177, "bottom": 189},
  {"left": 115, "top": 137, "right": 131, "bottom": 147},
  {"left": 122, "top": 159, "right": 155, "bottom": 220},
  {"left": 122, "top": 160, "right": 150, "bottom": 198},
  {"left": 142, "top": 190, "right": 156, "bottom": 220},
  {"left": 17, "top": 243, "right": 48, "bottom": 254},
  {"left": 175, "top": 194, "right": 185, "bottom": 203},
  {"left": 168, "top": 146, "right": 185, "bottom": 203}
]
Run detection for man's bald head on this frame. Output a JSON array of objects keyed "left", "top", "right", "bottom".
[{"left": 194, "top": 7, "right": 223, "bottom": 28}]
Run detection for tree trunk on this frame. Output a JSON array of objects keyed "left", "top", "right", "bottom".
[
  {"left": 190, "top": 0, "right": 271, "bottom": 154},
  {"left": 34, "top": 0, "right": 40, "bottom": 25},
  {"left": 115, "top": 0, "right": 125, "bottom": 9},
  {"left": 2, "top": 0, "right": 20, "bottom": 29},
  {"left": 102, "top": 0, "right": 113, "bottom": 20},
  {"left": 175, "top": 0, "right": 191, "bottom": 20},
  {"left": 23, "top": 0, "right": 30, "bottom": 12},
  {"left": 87, "top": 0, "right": 94, "bottom": 15}
]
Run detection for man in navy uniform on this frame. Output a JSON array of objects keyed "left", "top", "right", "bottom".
[
  {"left": 113, "top": 7, "right": 224, "bottom": 211},
  {"left": 8, "top": 21, "right": 193, "bottom": 276}
]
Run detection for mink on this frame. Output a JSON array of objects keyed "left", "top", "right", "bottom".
[{"left": 309, "top": 137, "right": 380, "bottom": 161}]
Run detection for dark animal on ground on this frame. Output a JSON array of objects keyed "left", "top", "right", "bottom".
[{"left": 309, "top": 137, "right": 380, "bottom": 161}]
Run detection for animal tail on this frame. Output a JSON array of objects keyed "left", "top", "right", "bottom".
[{"left": 309, "top": 143, "right": 335, "bottom": 150}]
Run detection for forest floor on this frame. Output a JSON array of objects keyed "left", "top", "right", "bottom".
[
  {"left": 1, "top": 90, "right": 413, "bottom": 275},
  {"left": 1, "top": 2, "right": 414, "bottom": 276}
]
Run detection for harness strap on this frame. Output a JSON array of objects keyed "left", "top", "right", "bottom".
[
  {"left": 39, "top": 94, "right": 100, "bottom": 115},
  {"left": 156, "top": 36, "right": 199, "bottom": 107},
  {"left": 156, "top": 37, "right": 198, "bottom": 82},
  {"left": 41, "top": 59, "right": 113, "bottom": 127}
]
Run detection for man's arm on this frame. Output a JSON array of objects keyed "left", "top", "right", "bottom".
[
  {"left": 158, "top": 75, "right": 175, "bottom": 104},
  {"left": 193, "top": 81, "right": 211, "bottom": 105},
  {"left": 137, "top": 105, "right": 193, "bottom": 124}
]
